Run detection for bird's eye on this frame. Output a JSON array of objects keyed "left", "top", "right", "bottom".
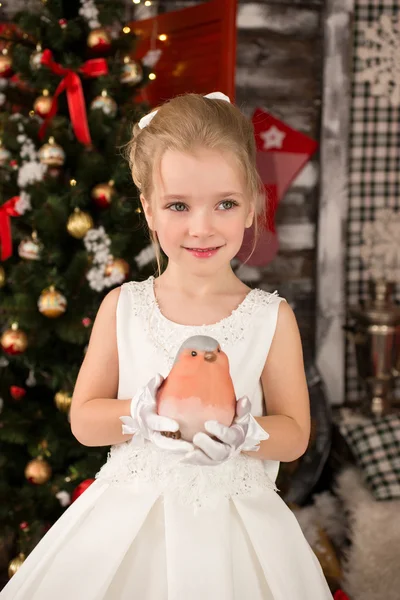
[
  {"left": 217, "top": 348, "right": 221, "bottom": 353},
  {"left": 191, "top": 351, "right": 197, "bottom": 357}
]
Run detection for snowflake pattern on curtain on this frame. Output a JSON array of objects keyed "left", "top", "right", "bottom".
[{"left": 357, "top": 14, "right": 400, "bottom": 106}]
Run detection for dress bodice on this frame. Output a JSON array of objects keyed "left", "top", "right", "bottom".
[
  {"left": 116, "top": 276, "right": 284, "bottom": 419},
  {"left": 97, "top": 276, "right": 286, "bottom": 498}
]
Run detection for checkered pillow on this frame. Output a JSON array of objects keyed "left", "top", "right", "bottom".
[{"left": 340, "top": 414, "right": 400, "bottom": 501}]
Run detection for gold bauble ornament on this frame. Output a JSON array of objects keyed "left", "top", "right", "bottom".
[
  {"left": 24, "top": 456, "right": 52, "bottom": 484},
  {"left": 0, "top": 264, "right": 5, "bottom": 287},
  {"left": 38, "top": 136, "right": 65, "bottom": 167},
  {"left": 18, "top": 232, "right": 41, "bottom": 261},
  {"left": 87, "top": 28, "right": 112, "bottom": 52},
  {"left": 120, "top": 56, "right": 143, "bottom": 86},
  {"left": 0, "top": 140, "right": 11, "bottom": 166},
  {"left": 54, "top": 390, "right": 72, "bottom": 413},
  {"left": 8, "top": 553, "right": 25, "bottom": 579},
  {"left": 0, "top": 49, "right": 13, "bottom": 78},
  {"left": 66, "top": 208, "right": 94, "bottom": 239},
  {"left": 33, "top": 89, "right": 53, "bottom": 118},
  {"left": 104, "top": 258, "right": 130, "bottom": 281},
  {"left": 38, "top": 286, "right": 67, "bottom": 319},
  {"left": 30, "top": 43, "right": 44, "bottom": 70},
  {"left": 91, "top": 180, "right": 115, "bottom": 208},
  {"left": 0, "top": 323, "right": 28, "bottom": 355},
  {"left": 90, "top": 90, "right": 117, "bottom": 118}
]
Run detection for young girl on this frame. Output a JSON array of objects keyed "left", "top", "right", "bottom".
[{"left": 1, "top": 92, "right": 332, "bottom": 599}]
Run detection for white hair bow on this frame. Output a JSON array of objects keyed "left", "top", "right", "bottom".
[{"left": 138, "top": 91, "right": 231, "bottom": 130}]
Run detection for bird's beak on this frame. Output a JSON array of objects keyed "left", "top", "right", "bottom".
[{"left": 204, "top": 351, "right": 217, "bottom": 362}]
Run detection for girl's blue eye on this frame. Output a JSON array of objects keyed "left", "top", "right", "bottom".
[
  {"left": 219, "top": 200, "right": 237, "bottom": 210},
  {"left": 169, "top": 203, "right": 187, "bottom": 212}
]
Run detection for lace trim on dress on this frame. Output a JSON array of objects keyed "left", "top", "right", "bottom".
[
  {"left": 96, "top": 441, "right": 277, "bottom": 510},
  {"left": 124, "top": 277, "right": 279, "bottom": 366}
]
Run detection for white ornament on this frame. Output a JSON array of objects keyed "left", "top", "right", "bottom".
[
  {"left": 17, "top": 161, "right": 47, "bottom": 187},
  {"left": 135, "top": 244, "right": 156, "bottom": 268},
  {"left": 16, "top": 121, "right": 47, "bottom": 191},
  {"left": 15, "top": 191, "right": 32, "bottom": 215},
  {"left": 25, "top": 369, "right": 36, "bottom": 387},
  {"left": 259, "top": 125, "right": 286, "bottom": 150},
  {"left": 360, "top": 208, "right": 400, "bottom": 282},
  {"left": 79, "top": 0, "right": 100, "bottom": 29},
  {"left": 142, "top": 49, "right": 162, "bottom": 68},
  {"left": 357, "top": 14, "right": 400, "bottom": 106},
  {"left": 55, "top": 490, "right": 71, "bottom": 507},
  {"left": 83, "top": 227, "right": 125, "bottom": 291}
]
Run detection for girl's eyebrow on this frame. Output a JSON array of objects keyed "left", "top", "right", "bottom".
[{"left": 162, "top": 191, "right": 244, "bottom": 201}]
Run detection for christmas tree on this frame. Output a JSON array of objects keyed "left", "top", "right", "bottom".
[{"left": 0, "top": 0, "right": 156, "bottom": 573}]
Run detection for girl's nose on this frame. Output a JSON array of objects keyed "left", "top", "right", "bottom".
[{"left": 188, "top": 211, "right": 214, "bottom": 237}]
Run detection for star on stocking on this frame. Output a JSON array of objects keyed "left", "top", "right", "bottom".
[{"left": 260, "top": 125, "right": 286, "bottom": 150}]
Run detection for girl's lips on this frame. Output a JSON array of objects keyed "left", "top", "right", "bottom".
[{"left": 184, "top": 246, "right": 222, "bottom": 258}]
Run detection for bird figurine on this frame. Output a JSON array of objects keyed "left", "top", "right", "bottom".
[{"left": 157, "top": 335, "right": 236, "bottom": 442}]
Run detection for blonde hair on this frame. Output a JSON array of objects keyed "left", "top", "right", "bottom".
[{"left": 126, "top": 93, "right": 266, "bottom": 274}]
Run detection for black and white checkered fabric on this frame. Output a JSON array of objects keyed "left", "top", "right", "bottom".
[
  {"left": 347, "top": 1, "right": 400, "bottom": 403},
  {"left": 340, "top": 414, "right": 400, "bottom": 501}
]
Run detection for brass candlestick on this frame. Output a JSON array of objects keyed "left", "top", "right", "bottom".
[{"left": 347, "top": 280, "right": 400, "bottom": 415}]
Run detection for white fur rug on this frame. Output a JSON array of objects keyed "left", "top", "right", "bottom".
[{"left": 336, "top": 467, "right": 400, "bottom": 600}]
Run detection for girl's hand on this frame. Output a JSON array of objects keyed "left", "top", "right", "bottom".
[
  {"left": 181, "top": 396, "right": 269, "bottom": 466},
  {"left": 120, "top": 374, "right": 194, "bottom": 453}
]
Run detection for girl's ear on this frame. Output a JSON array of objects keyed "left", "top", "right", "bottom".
[
  {"left": 140, "top": 194, "right": 155, "bottom": 230},
  {"left": 245, "top": 202, "right": 255, "bottom": 229}
]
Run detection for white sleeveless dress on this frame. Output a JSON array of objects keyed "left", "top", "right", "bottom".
[{"left": 0, "top": 277, "right": 332, "bottom": 600}]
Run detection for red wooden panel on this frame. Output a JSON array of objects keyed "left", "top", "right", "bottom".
[{"left": 130, "top": 0, "right": 237, "bottom": 106}]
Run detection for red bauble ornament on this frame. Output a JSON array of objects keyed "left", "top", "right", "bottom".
[
  {"left": 1, "top": 324, "right": 28, "bottom": 355},
  {"left": 59, "top": 19, "right": 67, "bottom": 29},
  {"left": 91, "top": 181, "right": 115, "bottom": 208},
  {"left": 19, "top": 521, "right": 29, "bottom": 531},
  {"left": 87, "top": 28, "right": 112, "bottom": 52},
  {"left": 71, "top": 478, "right": 95, "bottom": 503},
  {"left": 33, "top": 91, "right": 53, "bottom": 118},
  {"left": 0, "top": 49, "right": 13, "bottom": 78},
  {"left": 10, "top": 386, "right": 26, "bottom": 400}
]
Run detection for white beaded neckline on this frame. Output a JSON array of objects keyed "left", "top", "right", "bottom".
[
  {"left": 148, "top": 275, "right": 259, "bottom": 329},
  {"left": 126, "top": 276, "right": 279, "bottom": 365}
]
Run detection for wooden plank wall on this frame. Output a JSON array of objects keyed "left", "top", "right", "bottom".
[{"left": 157, "top": 0, "right": 324, "bottom": 363}]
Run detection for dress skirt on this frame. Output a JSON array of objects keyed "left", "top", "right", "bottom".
[{"left": 0, "top": 441, "right": 332, "bottom": 600}]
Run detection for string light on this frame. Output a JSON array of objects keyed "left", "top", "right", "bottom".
[
  {"left": 70, "top": 179, "right": 77, "bottom": 187},
  {"left": 158, "top": 34, "right": 167, "bottom": 41},
  {"left": 132, "top": 0, "right": 141, "bottom": 4},
  {"left": 144, "top": 0, "right": 152, "bottom": 5},
  {"left": 123, "top": 26, "right": 131, "bottom": 34},
  {"left": 148, "top": 72, "right": 156, "bottom": 80}
]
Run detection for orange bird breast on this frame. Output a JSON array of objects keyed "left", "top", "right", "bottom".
[{"left": 156, "top": 337, "right": 236, "bottom": 442}]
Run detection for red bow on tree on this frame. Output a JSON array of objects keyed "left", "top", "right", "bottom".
[
  {"left": 0, "top": 197, "right": 20, "bottom": 261},
  {"left": 39, "top": 49, "right": 108, "bottom": 145}
]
